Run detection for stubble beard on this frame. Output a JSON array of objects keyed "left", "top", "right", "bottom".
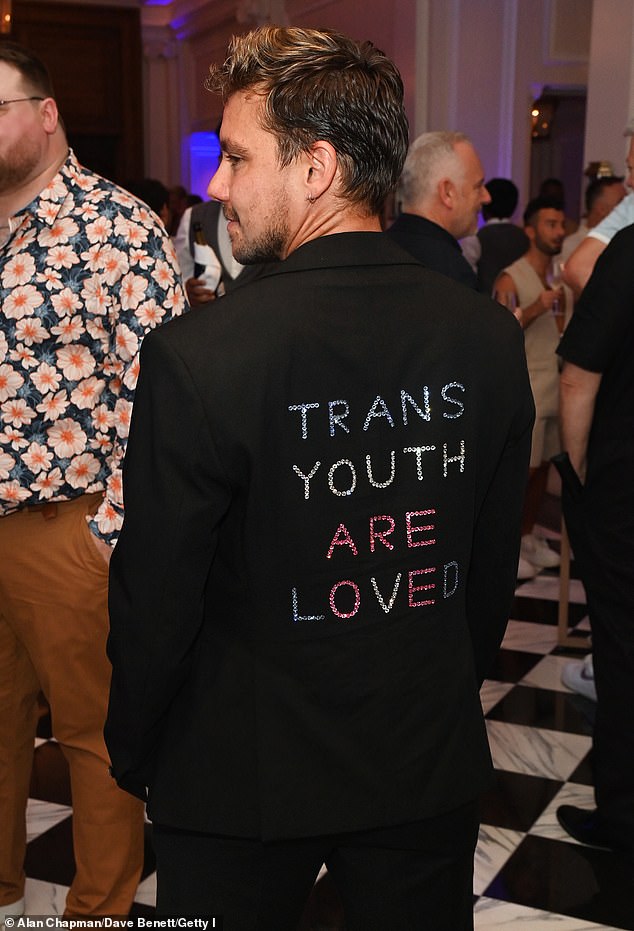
[
  {"left": 535, "top": 234, "right": 563, "bottom": 258},
  {"left": 0, "top": 138, "right": 41, "bottom": 196},
  {"left": 231, "top": 222, "right": 288, "bottom": 265},
  {"left": 225, "top": 192, "right": 290, "bottom": 265}
]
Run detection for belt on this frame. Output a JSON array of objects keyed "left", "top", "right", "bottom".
[
  {"left": 0, "top": 502, "right": 59, "bottom": 521},
  {"left": 25, "top": 502, "right": 58, "bottom": 520},
  {"left": 2, "top": 494, "right": 100, "bottom": 522}
]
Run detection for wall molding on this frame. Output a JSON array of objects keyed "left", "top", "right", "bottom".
[{"left": 498, "top": 0, "right": 519, "bottom": 177}]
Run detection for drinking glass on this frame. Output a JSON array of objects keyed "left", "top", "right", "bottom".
[{"left": 546, "top": 259, "right": 565, "bottom": 334}]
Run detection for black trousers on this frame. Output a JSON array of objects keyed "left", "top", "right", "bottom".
[
  {"left": 152, "top": 800, "right": 479, "bottom": 931},
  {"left": 560, "top": 464, "right": 634, "bottom": 848}
]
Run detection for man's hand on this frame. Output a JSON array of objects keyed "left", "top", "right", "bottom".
[
  {"left": 538, "top": 287, "right": 562, "bottom": 313},
  {"left": 185, "top": 276, "right": 217, "bottom": 307},
  {"left": 559, "top": 361, "right": 602, "bottom": 481},
  {"left": 90, "top": 533, "right": 112, "bottom": 565},
  {"left": 520, "top": 287, "right": 563, "bottom": 328}
]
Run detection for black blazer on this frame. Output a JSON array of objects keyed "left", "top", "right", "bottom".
[
  {"left": 106, "top": 232, "right": 533, "bottom": 840},
  {"left": 387, "top": 212, "right": 478, "bottom": 289}
]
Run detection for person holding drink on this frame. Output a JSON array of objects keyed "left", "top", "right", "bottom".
[{"left": 493, "top": 196, "right": 569, "bottom": 579}]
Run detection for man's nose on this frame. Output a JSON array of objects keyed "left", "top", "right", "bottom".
[{"left": 208, "top": 163, "right": 227, "bottom": 201}]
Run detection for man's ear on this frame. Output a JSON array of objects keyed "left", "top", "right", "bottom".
[
  {"left": 437, "top": 176, "right": 456, "bottom": 210},
  {"left": 40, "top": 97, "right": 60, "bottom": 135},
  {"left": 304, "top": 140, "right": 338, "bottom": 201}
]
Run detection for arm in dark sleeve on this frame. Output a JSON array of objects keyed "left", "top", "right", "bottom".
[
  {"left": 104, "top": 328, "right": 231, "bottom": 799},
  {"left": 466, "top": 326, "right": 535, "bottom": 683},
  {"left": 559, "top": 223, "right": 634, "bottom": 373}
]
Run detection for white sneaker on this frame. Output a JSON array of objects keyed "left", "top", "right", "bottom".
[
  {"left": 518, "top": 555, "right": 538, "bottom": 580},
  {"left": 521, "top": 533, "right": 560, "bottom": 569},
  {"left": 0, "top": 898, "right": 25, "bottom": 930},
  {"left": 561, "top": 654, "right": 597, "bottom": 701}
]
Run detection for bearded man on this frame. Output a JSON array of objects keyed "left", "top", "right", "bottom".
[
  {"left": 0, "top": 42, "right": 185, "bottom": 920},
  {"left": 106, "top": 26, "right": 533, "bottom": 930}
]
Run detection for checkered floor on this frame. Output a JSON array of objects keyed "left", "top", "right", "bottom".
[
  {"left": 474, "top": 552, "right": 633, "bottom": 931},
  {"left": 21, "top": 521, "right": 633, "bottom": 929}
]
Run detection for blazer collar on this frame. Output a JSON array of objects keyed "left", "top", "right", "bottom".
[
  {"left": 264, "top": 231, "right": 423, "bottom": 277},
  {"left": 391, "top": 213, "right": 462, "bottom": 252}
]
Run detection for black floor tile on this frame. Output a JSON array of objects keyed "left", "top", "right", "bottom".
[
  {"left": 511, "top": 594, "right": 559, "bottom": 624},
  {"left": 30, "top": 742, "right": 71, "bottom": 806},
  {"left": 480, "top": 770, "right": 563, "bottom": 833},
  {"left": 36, "top": 708, "right": 53, "bottom": 740},
  {"left": 484, "top": 833, "right": 634, "bottom": 929},
  {"left": 485, "top": 684, "right": 594, "bottom": 735},
  {"left": 553, "top": 639, "right": 594, "bottom": 658},
  {"left": 24, "top": 814, "right": 155, "bottom": 887},
  {"left": 561, "top": 691, "right": 596, "bottom": 729},
  {"left": 487, "top": 649, "right": 542, "bottom": 684},
  {"left": 24, "top": 816, "right": 75, "bottom": 885},
  {"left": 568, "top": 751, "right": 595, "bottom": 786},
  {"left": 142, "top": 822, "right": 156, "bottom": 880},
  {"left": 511, "top": 595, "right": 587, "bottom": 627}
]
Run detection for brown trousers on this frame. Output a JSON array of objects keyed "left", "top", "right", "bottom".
[{"left": 0, "top": 494, "right": 144, "bottom": 915}]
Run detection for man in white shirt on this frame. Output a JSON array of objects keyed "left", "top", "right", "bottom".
[
  {"left": 564, "top": 119, "right": 634, "bottom": 295},
  {"left": 560, "top": 175, "right": 626, "bottom": 265},
  {"left": 174, "top": 200, "right": 269, "bottom": 309}
]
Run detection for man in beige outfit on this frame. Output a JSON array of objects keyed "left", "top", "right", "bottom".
[{"left": 494, "top": 196, "right": 569, "bottom": 579}]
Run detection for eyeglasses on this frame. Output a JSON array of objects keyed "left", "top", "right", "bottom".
[{"left": 0, "top": 96, "right": 44, "bottom": 107}]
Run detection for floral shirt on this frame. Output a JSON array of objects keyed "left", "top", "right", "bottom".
[{"left": 0, "top": 151, "right": 186, "bottom": 543}]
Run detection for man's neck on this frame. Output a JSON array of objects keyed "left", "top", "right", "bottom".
[
  {"left": 526, "top": 247, "right": 551, "bottom": 280},
  {"left": 282, "top": 204, "right": 381, "bottom": 259},
  {"left": 0, "top": 145, "right": 68, "bottom": 229},
  {"left": 404, "top": 204, "right": 454, "bottom": 239}
]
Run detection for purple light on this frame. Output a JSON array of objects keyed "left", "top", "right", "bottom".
[{"left": 189, "top": 131, "right": 221, "bottom": 200}]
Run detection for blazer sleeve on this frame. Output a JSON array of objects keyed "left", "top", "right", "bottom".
[
  {"left": 558, "top": 224, "right": 634, "bottom": 373},
  {"left": 104, "top": 328, "right": 232, "bottom": 799},
  {"left": 466, "top": 324, "right": 535, "bottom": 683}
]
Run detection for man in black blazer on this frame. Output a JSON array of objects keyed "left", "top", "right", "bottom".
[
  {"left": 387, "top": 131, "right": 491, "bottom": 289},
  {"left": 105, "top": 25, "right": 534, "bottom": 930}
]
